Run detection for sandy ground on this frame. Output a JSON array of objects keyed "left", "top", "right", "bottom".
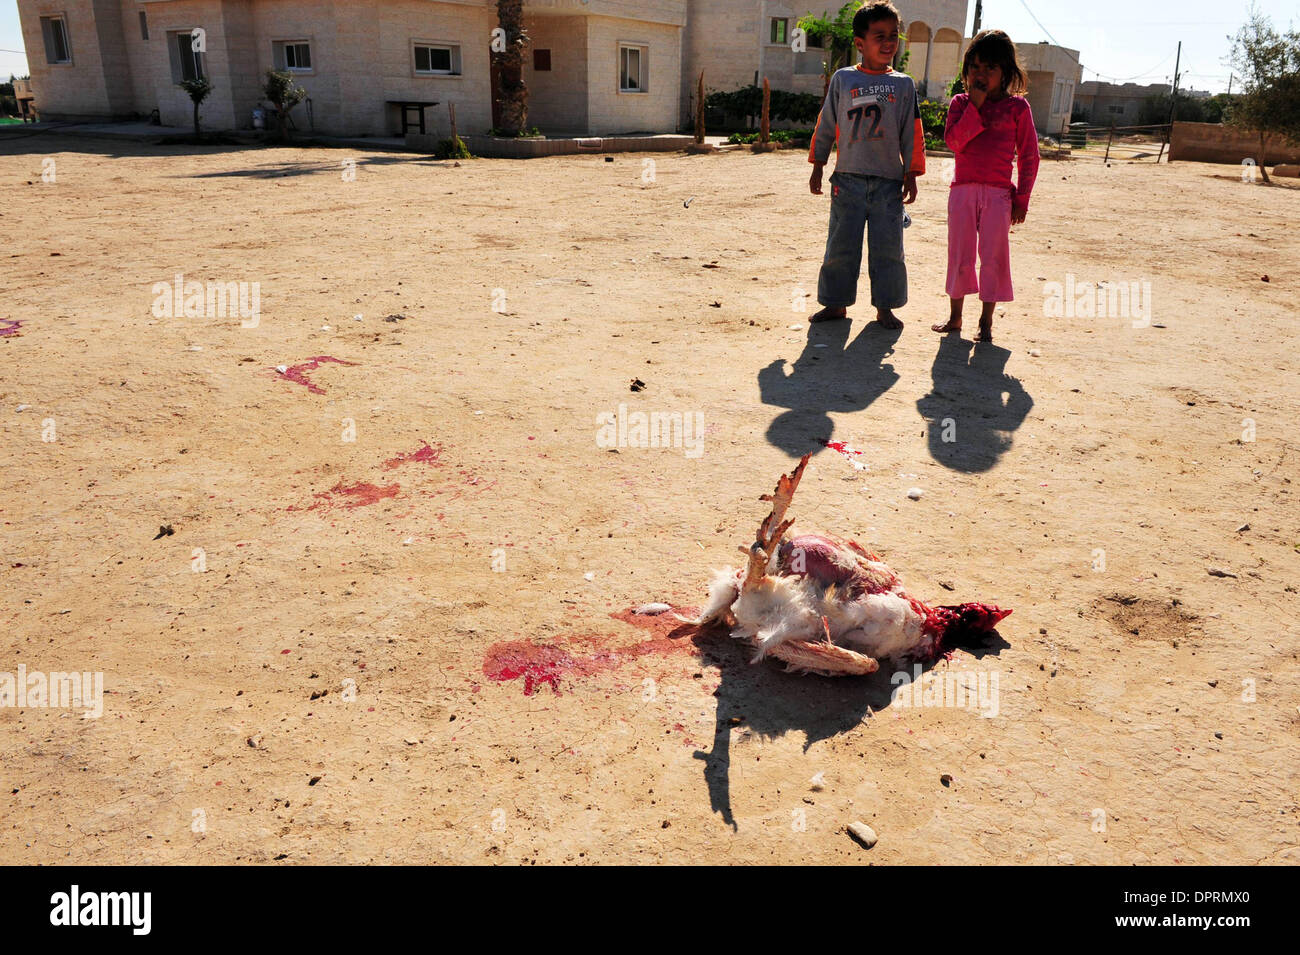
[{"left": 1, "top": 133, "right": 1297, "bottom": 865}]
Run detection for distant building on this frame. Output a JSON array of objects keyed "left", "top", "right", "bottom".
[
  {"left": 1014, "top": 40, "right": 1082, "bottom": 137},
  {"left": 19, "top": 0, "right": 980, "bottom": 138},
  {"left": 1073, "top": 80, "right": 1168, "bottom": 125},
  {"left": 896, "top": 0, "right": 970, "bottom": 100},
  {"left": 17, "top": 0, "right": 687, "bottom": 137}
]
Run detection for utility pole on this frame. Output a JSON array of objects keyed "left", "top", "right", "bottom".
[
  {"left": 1227, "top": 73, "right": 1233, "bottom": 96},
  {"left": 973, "top": 0, "right": 983, "bottom": 34},
  {"left": 1159, "top": 41, "right": 1181, "bottom": 164}
]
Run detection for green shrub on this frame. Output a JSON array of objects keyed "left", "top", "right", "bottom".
[
  {"left": 726, "top": 128, "right": 814, "bottom": 146},
  {"left": 705, "top": 86, "right": 823, "bottom": 126},
  {"left": 918, "top": 99, "right": 947, "bottom": 140},
  {"left": 436, "top": 135, "right": 471, "bottom": 159}
]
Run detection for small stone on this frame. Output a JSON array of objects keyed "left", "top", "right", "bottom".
[
  {"left": 907, "top": 487, "right": 924, "bottom": 500},
  {"left": 1028, "top": 348, "right": 1041, "bottom": 357},
  {"left": 1236, "top": 523, "right": 1250, "bottom": 533},
  {"left": 940, "top": 773, "right": 953, "bottom": 787},
  {"left": 846, "top": 821, "right": 877, "bottom": 849},
  {"left": 583, "top": 572, "right": 595, "bottom": 581},
  {"left": 1207, "top": 567, "right": 1237, "bottom": 578},
  {"left": 1214, "top": 732, "right": 1223, "bottom": 740},
  {"left": 634, "top": 603, "right": 672, "bottom": 615},
  {"left": 810, "top": 772, "right": 826, "bottom": 791}
]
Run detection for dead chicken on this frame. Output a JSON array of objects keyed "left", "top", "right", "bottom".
[{"left": 685, "top": 454, "right": 1010, "bottom": 676}]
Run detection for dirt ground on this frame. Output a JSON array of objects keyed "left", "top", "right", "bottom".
[{"left": 1, "top": 134, "right": 1297, "bottom": 865}]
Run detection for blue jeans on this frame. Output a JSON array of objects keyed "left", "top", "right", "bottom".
[{"left": 817, "top": 171, "right": 908, "bottom": 309}]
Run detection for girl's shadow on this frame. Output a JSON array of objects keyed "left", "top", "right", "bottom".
[
  {"left": 915, "top": 336, "right": 1033, "bottom": 472},
  {"left": 760, "top": 321, "right": 901, "bottom": 457}
]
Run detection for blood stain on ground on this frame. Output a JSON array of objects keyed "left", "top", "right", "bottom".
[
  {"left": 302, "top": 480, "right": 400, "bottom": 511},
  {"left": 483, "top": 607, "right": 702, "bottom": 695},
  {"left": 384, "top": 442, "right": 444, "bottom": 469},
  {"left": 272, "top": 356, "right": 357, "bottom": 395},
  {"left": 821, "top": 439, "right": 869, "bottom": 470}
]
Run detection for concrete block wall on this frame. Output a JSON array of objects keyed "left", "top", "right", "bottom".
[
  {"left": 130, "top": 0, "right": 239, "bottom": 130},
  {"left": 521, "top": 13, "right": 589, "bottom": 134},
  {"left": 373, "top": 0, "right": 493, "bottom": 138},
  {"left": 21, "top": 0, "right": 118, "bottom": 119},
  {"left": 1170, "top": 121, "right": 1300, "bottom": 166},
  {"left": 586, "top": 14, "right": 681, "bottom": 135}
]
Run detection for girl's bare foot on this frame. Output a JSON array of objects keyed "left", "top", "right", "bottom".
[
  {"left": 974, "top": 320, "right": 994, "bottom": 343},
  {"left": 931, "top": 320, "right": 962, "bottom": 333},
  {"left": 810, "top": 306, "right": 848, "bottom": 323},
  {"left": 875, "top": 308, "right": 904, "bottom": 330}
]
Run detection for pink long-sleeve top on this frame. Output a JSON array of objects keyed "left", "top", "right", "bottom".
[{"left": 945, "top": 93, "right": 1041, "bottom": 208}]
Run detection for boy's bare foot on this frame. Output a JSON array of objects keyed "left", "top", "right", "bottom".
[
  {"left": 931, "top": 320, "right": 962, "bottom": 333},
  {"left": 974, "top": 321, "right": 994, "bottom": 343},
  {"left": 874, "top": 309, "right": 904, "bottom": 330},
  {"left": 810, "top": 306, "right": 848, "bottom": 323}
]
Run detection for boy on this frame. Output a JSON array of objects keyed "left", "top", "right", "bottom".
[{"left": 808, "top": 1, "right": 925, "bottom": 329}]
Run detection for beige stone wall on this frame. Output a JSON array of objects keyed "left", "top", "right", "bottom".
[
  {"left": 373, "top": 0, "right": 493, "bottom": 138},
  {"left": 1019, "top": 42, "right": 1081, "bottom": 136},
  {"left": 21, "top": 0, "right": 117, "bottom": 119},
  {"left": 897, "top": 0, "right": 968, "bottom": 97},
  {"left": 139, "top": 1, "right": 236, "bottom": 130},
  {"left": 1170, "top": 121, "right": 1300, "bottom": 166},
  {"left": 586, "top": 15, "right": 680, "bottom": 135},
  {"left": 24, "top": 0, "right": 682, "bottom": 136},
  {"left": 522, "top": 13, "right": 589, "bottom": 134}
]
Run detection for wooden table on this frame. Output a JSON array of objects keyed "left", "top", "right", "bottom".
[{"left": 388, "top": 100, "right": 440, "bottom": 135}]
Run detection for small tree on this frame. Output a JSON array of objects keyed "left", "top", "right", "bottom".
[
  {"left": 264, "top": 69, "right": 307, "bottom": 142},
  {"left": 1227, "top": 10, "right": 1300, "bottom": 183},
  {"left": 798, "top": 4, "right": 862, "bottom": 102},
  {"left": 178, "top": 77, "right": 212, "bottom": 138}
]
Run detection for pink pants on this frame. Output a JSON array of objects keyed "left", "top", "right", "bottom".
[{"left": 946, "top": 183, "right": 1015, "bottom": 303}]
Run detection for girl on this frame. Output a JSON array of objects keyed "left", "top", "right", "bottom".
[{"left": 931, "top": 30, "right": 1040, "bottom": 343}]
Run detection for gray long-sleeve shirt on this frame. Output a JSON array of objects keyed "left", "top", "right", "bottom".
[{"left": 809, "top": 66, "right": 926, "bottom": 180}]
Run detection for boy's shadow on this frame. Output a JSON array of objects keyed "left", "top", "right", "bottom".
[
  {"left": 692, "top": 627, "right": 1010, "bottom": 830},
  {"left": 759, "top": 321, "right": 901, "bottom": 457},
  {"left": 915, "top": 336, "right": 1033, "bottom": 473}
]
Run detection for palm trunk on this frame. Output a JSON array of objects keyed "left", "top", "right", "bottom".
[
  {"left": 193, "top": 101, "right": 200, "bottom": 138},
  {"left": 495, "top": 0, "right": 529, "bottom": 135}
]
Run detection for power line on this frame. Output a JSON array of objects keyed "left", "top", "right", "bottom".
[{"left": 1013, "top": 0, "right": 1184, "bottom": 86}]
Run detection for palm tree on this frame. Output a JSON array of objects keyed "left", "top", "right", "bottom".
[{"left": 494, "top": 0, "right": 529, "bottom": 134}]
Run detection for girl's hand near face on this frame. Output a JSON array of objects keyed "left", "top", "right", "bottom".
[{"left": 967, "top": 79, "right": 987, "bottom": 110}]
